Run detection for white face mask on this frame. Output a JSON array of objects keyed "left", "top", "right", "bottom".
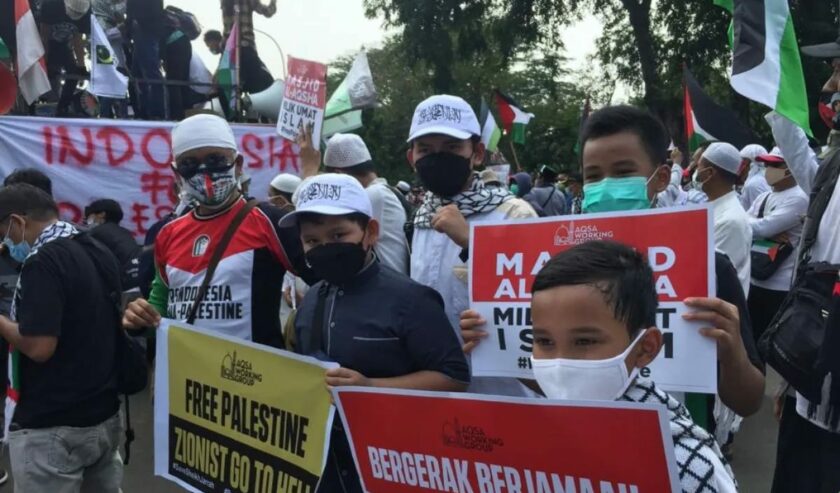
[{"left": 530, "top": 329, "right": 647, "bottom": 401}]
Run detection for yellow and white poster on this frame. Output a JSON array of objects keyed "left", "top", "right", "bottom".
[{"left": 154, "top": 320, "right": 337, "bottom": 493}]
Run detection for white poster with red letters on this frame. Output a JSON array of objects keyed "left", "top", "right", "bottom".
[
  {"left": 0, "top": 116, "right": 301, "bottom": 239},
  {"left": 277, "top": 57, "right": 327, "bottom": 145},
  {"left": 469, "top": 206, "right": 718, "bottom": 394}
]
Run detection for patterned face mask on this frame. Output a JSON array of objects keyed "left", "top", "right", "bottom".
[{"left": 181, "top": 166, "right": 239, "bottom": 209}]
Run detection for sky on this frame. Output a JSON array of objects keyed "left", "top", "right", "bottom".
[{"left": 168, "top": 0, "right": 604, "bottom": 84}]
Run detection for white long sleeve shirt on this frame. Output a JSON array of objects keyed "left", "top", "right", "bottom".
[
  {"left": 367, "top": 178, "right": 409, "bottom": 275},
  {"left": 740, "top": 172, "right": 771, "bottom": 210},
  {"left": 711, "top": 191, "right": 752, "bottom": 297},
  {"left": 746, "top": 187, "right": 808, "bottom": 291},
  {"left": 767, "top": 112, "right": 840, "bottom": 433}
]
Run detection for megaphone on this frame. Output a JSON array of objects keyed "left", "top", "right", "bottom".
[
  {"left": 0, "top": 63, "right": 17, "bottom": 115},
  {"left": 244, "top": 80, "right": 285, "bottom": 121}
]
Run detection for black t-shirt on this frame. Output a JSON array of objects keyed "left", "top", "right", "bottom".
[
  {"left": 715, "top": 252, "right": 765, "bottom": 373},
  {"left": 13, "top": 236, "right": 119, "bottom": 428}
]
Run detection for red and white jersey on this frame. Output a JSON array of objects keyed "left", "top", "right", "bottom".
[{"left": 155, "top": 198, "right": 302, "bottom": 346}]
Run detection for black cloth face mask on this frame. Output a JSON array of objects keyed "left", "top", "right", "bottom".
[
  {"left": 415, "top": 152, "right": 473, "bottom": 197},
  {"left": 305, "top": 241, "right": 368, "bottom": 285}
]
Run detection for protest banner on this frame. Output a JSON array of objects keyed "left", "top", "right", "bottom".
[
  {"left": 0, "top": 116, "right": 301, "bottom": 239},
  {"left": 469, "top": 206, "right": 717, "bottom": 394},
  {"left": 154, "top": 321, "right": 336, "bottom": 493},
  {"left": 277, "top": 57, "right": 327, "bottom": 145},
  {"left": 335, "top": 387, "right": 681, "bottom": 493}
]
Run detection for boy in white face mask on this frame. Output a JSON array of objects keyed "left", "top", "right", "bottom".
[{"left": 529, "top": 240, "right": 737, "bottom": 493}]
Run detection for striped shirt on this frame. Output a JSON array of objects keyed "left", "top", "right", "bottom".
[{"left": 222, "top": 0, "right": 276, "bottom": 48}]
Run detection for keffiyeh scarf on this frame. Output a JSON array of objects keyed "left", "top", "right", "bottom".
[
  {"left": 414, "top": 176, "right": 513, "bottom": 229},
  {"left": 621, "top": 380, "right": 735, "bottom": 493}
]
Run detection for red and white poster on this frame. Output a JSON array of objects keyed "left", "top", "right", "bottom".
[
  {"left": 335, "top": 387, "right": 681, "bottom": 493},
  {"left": 0, "top": 116, "right": 301, "bottom": 239},
  {"left": 469, "top": 206, "right": 717, "bottom": 394},
  {"left": 277, "top": 56, "right": 328, "bottom": 144}
]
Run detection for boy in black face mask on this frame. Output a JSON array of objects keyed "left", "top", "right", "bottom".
[
  {"left": 405, "top": 95, "right": 537, "bottom": 397},
  {"left": 279, "top": 174, "right": 470, "bottom": 493}
]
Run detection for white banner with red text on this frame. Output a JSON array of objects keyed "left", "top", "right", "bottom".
[{"left": 0, "top": 116, "right": 302, "bottom": 239}]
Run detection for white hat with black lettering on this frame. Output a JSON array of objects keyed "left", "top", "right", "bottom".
[
  {"left": 407, "top": 94, "right": 480, "bottom": 142},
  {"left": 278, "top": 174, "right": 372, "bottom": 227},
  {"left": 701, "top": 142, "right": 742, "bottom": 175}
]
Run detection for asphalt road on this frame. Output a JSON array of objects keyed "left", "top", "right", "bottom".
[{"left": 0, "top": 372, "right": 783, "bottom": 492}]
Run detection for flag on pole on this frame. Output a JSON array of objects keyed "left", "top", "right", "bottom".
[
  {"left": 217, "top": 22, "right": 239, "bottom": 111},
  {"left": 325, "top": 51, "right": 378, "bottom": 118},
  {"left": 480, "top": 98, "right": 502, "bottom": 152},
  {"left": 683, "top": 66, "right": 756, "bottom": 151},
  {"left": 322, "top": 110, "right": 364, "bottom": 143},
  {"left": 14, "top": 0, "right": 51, "bottom": 104},
  {"left": 0, "top": 36, "right": 10, "bottom": 60},
  {"left": 494, "top": 90, "right": 534, "bottom": 145},
  {"left": 89, "top": 16, "right": 128, "bottom": 99},
  {"left": 715, "top": 0, "right": 812, "bottom": 136}
]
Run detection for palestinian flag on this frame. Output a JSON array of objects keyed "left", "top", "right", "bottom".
[
  {"left": 480, "top": 98, "right": 502, "bottom": 152},
  {"left": 0, "top": 36, "right": 9, "bottom": 59},
  {"left": 494, "top": 90, "right": 534, "bottom": 145},
  {"left": 751, "top": 239, "right": 784, "bottom": 260},
  {"left": 714, "top": 0, "right": 812, "bottom": 136},
  {"left": 683, "top": 66, "right": 756, "bottom": 152},
  {"left": 217, "top": 22, "right": 239, "bottom": 112}
]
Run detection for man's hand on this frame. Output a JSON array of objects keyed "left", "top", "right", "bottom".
[
  {"left": 431, "top": 204, "right": 470, "bottom": 249},
  {"left": 670, "top": 148, "right": 684, "bottom": 165},
  {"left": 460, "top": 309, "right": 487, "bottom": 354},
  {"left": 682, "top": 297, "right": 747, "bottom": 365},
  {"left": 295, "top": 124, "right": 321, "bottom": 179},
  {"left": 325, "top": 367, "right": 372, "bottom": 388},
  {"left": 772, "top": 232, "right": 792, "bottom": 244},
  {"left": 123, "top": 298, "right": 161, "bottom": 330}
]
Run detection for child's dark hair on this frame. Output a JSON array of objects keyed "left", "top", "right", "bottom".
[
  {"left": 579, "top": 105, "right": 669, "bottom": 168},
  {"left": 532, "top": 241, "right": 658, "bottom": 336},
  {"left": 297, "top": 212, "right": 370, "bottom": 230}
]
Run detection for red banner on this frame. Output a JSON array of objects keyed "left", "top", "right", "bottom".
[
  {"left": 284, "top": 57, "right": 327, "bottom": 108},
  {"left": 471, "top": 207, "right": 712, "bottom": 304},
  {"left": 336, "top": 388, "right": 680, "bottom": 493}
]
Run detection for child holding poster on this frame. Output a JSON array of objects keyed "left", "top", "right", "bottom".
[
  {"left": 278, "top": 173, "right": 470, "bottom": 493},
  {"left": 526, "top": 241, "right": 737, "bottom": 492}
]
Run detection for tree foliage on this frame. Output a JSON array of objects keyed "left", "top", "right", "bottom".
[{"left": 364, "top": 0, "right": 840, "bottom": 148}]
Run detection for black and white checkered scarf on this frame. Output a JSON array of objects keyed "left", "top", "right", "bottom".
[
  {"left": 413, "top": 176, "right": 513, "bottom": 229},
  {"left": 621, "top": 380, "right": 735, "bottom": 493}
]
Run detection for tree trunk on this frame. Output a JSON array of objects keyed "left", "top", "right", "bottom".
[{"left": 620, "top": 0, "right": 661, "bottom": 114}]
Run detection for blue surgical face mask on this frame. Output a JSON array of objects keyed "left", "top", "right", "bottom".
[
  {"left": 581, "top": 175, "right": 654, "bottom": 213},
  {"left": 4, "top": 217, "right": 31, "bottom": 263}
]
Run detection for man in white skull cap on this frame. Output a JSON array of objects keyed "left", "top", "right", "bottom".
[
  {"left": 323, "top": 133, "right": 410, "bottom": 274},
  {"left": 695, "top": 142, "right": 753, "bottom": 296},
  {"left": 739, "top": 144, "right": 770, "bottom": 210},
  {"left": 122, "top": 114, "right": 309, "bottom": 347}
]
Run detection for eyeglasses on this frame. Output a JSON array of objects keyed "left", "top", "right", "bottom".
[{"left": 174, "top": 153, "right": 235, "bottom": 179}]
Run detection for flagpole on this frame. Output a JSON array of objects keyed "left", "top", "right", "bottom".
[
  {"left": 508, "top": 140, "right": 522, "bottom": 172},
  {"left": 234, "top": 0, "right": 241, "bottom": 121}
]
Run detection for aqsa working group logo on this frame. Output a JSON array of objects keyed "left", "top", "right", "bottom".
[{"left": 553, "top": 221, "right": 614, "bottom": 247}]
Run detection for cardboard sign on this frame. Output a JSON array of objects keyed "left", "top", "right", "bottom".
[
  {"left": 277, "top": 56, "right": 327, "bottom": 145},
  {"left": 154, "top": 321, "right": 337, "bottom": 493},
  {"left": 335, "top": 387, "right": 681, "bottom": 493},
  {"left": 469, "top": 206, "right": 717, "bottom": 394},
  {"left": 0, "top": 116, "right": 301, "bottom": 239}
]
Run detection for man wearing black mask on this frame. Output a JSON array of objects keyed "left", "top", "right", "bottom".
[{"left": 406, "top": 94, "right": 537, "bottom": 396}]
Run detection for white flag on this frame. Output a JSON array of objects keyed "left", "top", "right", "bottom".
[{"left": 89, "top": 16, "right": 127, "bottom": 99}]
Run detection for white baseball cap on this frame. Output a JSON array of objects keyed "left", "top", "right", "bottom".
[
  {"left": 756, "top": 146, "right": 786, "bottom": 164},
  {"left": 407, "top": 95, "right": 480, "bottom": 143},
  {"left": 270, "top": 173, "right": 302, "bottom": 195},
  {"left": 323, "top": 133, "right": 372, "bottom": 169},
  {"left": 701, "top": 142, "right": 742, "bottom": 175},
  {"left": 278, "top": 174, "right": 372, "bottom": 228}
]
